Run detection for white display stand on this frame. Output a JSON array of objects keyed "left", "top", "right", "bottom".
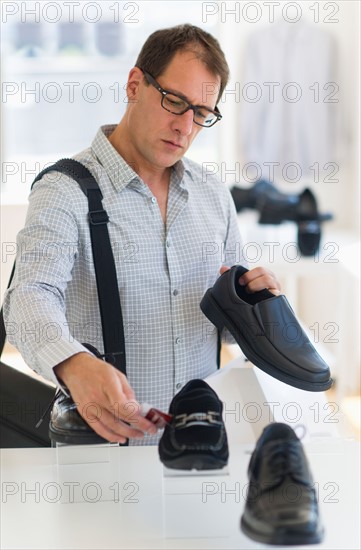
[
  {"left": 205, "top": 358, "right": 342, "bottom": 446},
  {"left": 1, "top": 362, "right": 360, "bottom": 550}
]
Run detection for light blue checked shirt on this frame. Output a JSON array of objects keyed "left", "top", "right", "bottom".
[{"left": 4, "top": 125, "right": 244, "bottom": 443}]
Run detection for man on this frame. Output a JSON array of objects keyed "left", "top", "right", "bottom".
[{"left": 4, "top": 24, "right": 280, "bottom": 445}]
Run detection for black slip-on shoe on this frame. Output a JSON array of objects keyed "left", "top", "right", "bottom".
[
  {"left": 258, "top": 188, "right": 333, "bottom": 226},
  {"left": 48, "top": 343, "right": 110, "bottom": 445},
  {"left": 231, "top": 180, "right": 276, "bottom": 212},
  {"left": 49, "top": 391, "right": 108, "bottom": 445},
  {"left": 241, "top": 423, "right": 324, "bottom": 545},
  {"left": 231, "top": 181, "right": 333, "bottom": 226},
  {"left": 158, "top": 379, "right": 229, "bottom": 470},
  {"left": 200, "top": 265, "right": 333, "bottom": 392}
]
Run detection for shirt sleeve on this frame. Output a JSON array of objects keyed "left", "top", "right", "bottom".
[{"left": 2, "top": 174, "right": 93, "bottom": 386}]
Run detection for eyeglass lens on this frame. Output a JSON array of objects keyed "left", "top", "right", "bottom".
[{"left": 162, "top": 93, "right": 217, "bottom": 127}]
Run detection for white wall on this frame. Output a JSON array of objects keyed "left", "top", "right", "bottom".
[{"left": 216, "top": 0, "right": 359, "bottom": 232}]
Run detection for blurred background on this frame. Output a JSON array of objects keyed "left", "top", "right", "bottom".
[{"left": 1, "top": 1, "right": 360, "bottom": 435}]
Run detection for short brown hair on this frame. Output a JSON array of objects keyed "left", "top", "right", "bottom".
[{"left": 135, "top": 24, "right": 229, "bottom": 103}]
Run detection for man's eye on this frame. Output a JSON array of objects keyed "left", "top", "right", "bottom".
[
  {"left": 165, "top": 95, "right": 185, "bottom": 108},
  {"left": 195, "top": 108, "right": 208, "bottom": 120}
]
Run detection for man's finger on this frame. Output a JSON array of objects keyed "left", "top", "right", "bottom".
[{"left": 268, "top": 288, "right": 281, "bottom": 296}]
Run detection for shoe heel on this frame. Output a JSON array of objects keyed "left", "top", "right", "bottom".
[{"left": 200, "top": 290, "right": 225, "bottom": 331}]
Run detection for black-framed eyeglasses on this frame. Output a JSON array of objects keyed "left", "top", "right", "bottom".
[{"left": 140, "top": 70, "right": 222, "bottom": 128}]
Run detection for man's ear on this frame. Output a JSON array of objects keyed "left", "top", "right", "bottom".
[{"left": 126, "top": 67, "right": 144, "bottom": 102}]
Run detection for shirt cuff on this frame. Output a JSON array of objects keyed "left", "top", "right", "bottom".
[{"left": 35, "top": 338, "right": 94, "bottom": 388}]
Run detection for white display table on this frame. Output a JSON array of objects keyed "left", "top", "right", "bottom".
[{"left": 1, "top": 361, "right": 360, "bottom": 550}]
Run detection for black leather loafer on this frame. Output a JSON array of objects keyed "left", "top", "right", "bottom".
[
  {"left": 158, "top": 379, "right": 229, "bottom": 470},
  {"left": 231, "top": 181, "right": 333, "bottom": 227},
  {"left": 258, "top": 188, "right": 332, "bottom": 226},
  {"left": 48, "top": 343, "right": 117, "bottom": 445},
  {"left": 49, "top": 391, "right": 108, "bottom": 445},
  {"left": 200, "top": 265, "right": 333, "bottom": 392},
  {"left": 241, "top": 423, "right": 324, "bottom": 545},
  {"left": 231, "top": 179, "right": 276, "bottom": 212}
]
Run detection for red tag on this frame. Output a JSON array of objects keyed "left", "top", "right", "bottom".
[{"left": 141, "top": 403, "right": 173, "bottom": 429}]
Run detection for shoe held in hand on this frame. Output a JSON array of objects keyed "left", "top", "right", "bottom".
[{"left": 200, "top": 265, "right": 333, "bottom": 392}]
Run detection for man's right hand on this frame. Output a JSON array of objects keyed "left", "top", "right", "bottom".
[{"left": 54, "top": 352, "right": 158, "bottom": 444}]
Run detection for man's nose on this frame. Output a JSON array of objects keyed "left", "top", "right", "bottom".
[{"left": 171, "top": 109, "right": 194, "bottom": 136}]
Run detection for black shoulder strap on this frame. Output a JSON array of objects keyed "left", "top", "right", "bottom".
[{"left": 1, "top": 158, "right": 126, "bottom": 375}]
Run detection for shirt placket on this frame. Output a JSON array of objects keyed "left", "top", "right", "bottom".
[{"left": 165, "top": 176, "right": 189, "bottom": 393}]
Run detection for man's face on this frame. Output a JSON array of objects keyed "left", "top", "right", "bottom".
[{"left": 126, "top": 50, "right": 221, "bottom": 171}]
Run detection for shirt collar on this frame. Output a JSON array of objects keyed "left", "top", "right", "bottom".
[
  {"left": 91, "top": 125, "right": 138, "bottom": 192},
  {"left": 91, "top": 125, "right": 193, "bottom": 192}
]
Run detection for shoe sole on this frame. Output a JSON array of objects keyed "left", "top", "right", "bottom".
[
  {"left": 240, "top": 515, "right": 324, "bottom": 546},
  {"left": 160, "top": 452, "right": 228, "bottom": 471},
  {"left": 49, "top": 423, "right": 109, "bottom": 445},
  {"left": 200, "top": 289, "right": 333, "bottom": 392}
]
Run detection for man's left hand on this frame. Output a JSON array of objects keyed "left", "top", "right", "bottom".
[{"left": 220, "top": 266, "right": 281, "bottom": 296}]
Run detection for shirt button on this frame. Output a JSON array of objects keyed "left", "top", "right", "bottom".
[
  {"left": 176, "top": 383, "right": 182, "bottom": 390},
  {"left": 173, "top": 289, "right": 179, "bottom": 296},
  {"left": 175, "top": 337, "right": 182, "bottom": 344},
  {"left": 151, "top": 197, "right": 157, "bottom": 204},
  {"left": 166, "top": 240, "right": 171, "bottom": 247}
]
